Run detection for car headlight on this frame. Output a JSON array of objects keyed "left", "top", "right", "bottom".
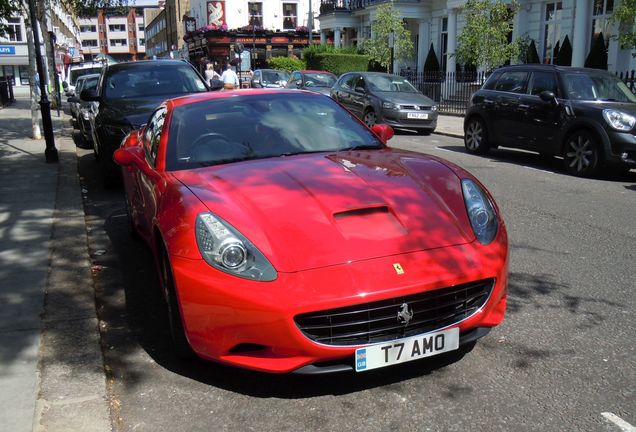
[
  {"left": 195, "top": 212, "right": 277, "bottom": 281},
  {"left": 602, "top": 109, "right": 636, "bottom": 131},
  {"left": 431, "top": 105, "right": 438, "bottom": 111},
  {"left": 382, "top": 102, "right": 397, "bottom": 109},
  {"left": 461, "top": 179, "right": 498, "bottom": 245}
]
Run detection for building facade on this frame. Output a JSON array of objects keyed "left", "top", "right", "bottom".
[
  {"left": 183, "top": 0, "right": 321, "bottom": 71},
  {"left": 318, "top": 0, "right": 636, "bottom": 74},
  {"left": 78, "top": 8, "right": 148, "bottom": 62},
  {"left": 0, "top": 3, "right": 82, "bottom": 88}
]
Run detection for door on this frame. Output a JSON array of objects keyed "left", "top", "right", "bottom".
[
  {"left": 490, "top": 70, "right": 529, "bottom": 146},
  {"left": 333, "top": 74, "right": 359, "bottom": 114}
]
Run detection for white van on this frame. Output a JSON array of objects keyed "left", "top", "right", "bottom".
[{"left": 64, "top": 62, "right": 104, "bottom": 96}]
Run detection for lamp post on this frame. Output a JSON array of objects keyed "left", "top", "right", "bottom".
[
  {"left": 251, "top": 4, "right": 257, "bottom": 68},
  {"left": 48, "top": 31, "right": 60, "bottom": 117},
  {"left": 28, "top": 0, "right": 58, "bottom": 163}
]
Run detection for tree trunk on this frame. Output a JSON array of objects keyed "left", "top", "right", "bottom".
[{"left": 24, "top": 4, "right": 42, "bottom": 140}]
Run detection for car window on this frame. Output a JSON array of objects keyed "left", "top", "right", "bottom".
[
  {"left": 84, "top": 77, "right": 99, "bottom": 91},
  {"left": 527, "top": 72, "right": 559, "bottom": 96},
  {"left": 143, "top": 107, "right": 167, "bottom": 167},
  {"left": 303, "top": 73, "right": 336, "bottom": 88},
  {"left": 563, "top": 72, "right": 636, "bottom": 102},
  {"left": 340, "top": 74, "right": 357, "bottom": 90},
  {"left": 166, "top": 93, "right": 383, "bottom": 171},
  {"left": 69, "top": 67, "right": 102, "bottom": 86},
  {"left": 494, "top": 71, "right": 528, "bottom": 93},
  {"left": 103, "top": 64, "right": 207, "bottom": 100},
  {"left": 365, "top": 75, "right": 419, "bottom": 93},
  {"left": 482, "top": 72, "right": 502, "bottom": 90},
  {"left": 262, "top": 70, "right": 287, "bottom": 85}
]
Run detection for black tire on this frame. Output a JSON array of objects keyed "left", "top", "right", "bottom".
[
  {"left": 363, "top": 109, "right": 377, "bottom": 127},
  {"left": 563, "top": 130, "right": 601, "bottom": 177},
  {"left": 159, "top": 247, "right": 195, "bottom": 359},
  {"left": 464, "top": 117, "right": 490, "bottom": 155}
]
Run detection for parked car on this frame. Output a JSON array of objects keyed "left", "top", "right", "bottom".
[
  {"left": 67, "top": 74, "right": 95, "bottom": 123},
  {"left": 113, "top": 89, "right": 508, "bottom": 374},
  {"left": 331, "top": 72, "right": 438, "bottom": 134},
  {"left": 80, "top": 59, "right": 209, "bottom": 184},
  {"left": 76, "top": 75, "right": 101, "bottom": 144},
  {"left": 250, "top": 69, "right": 290, "bottom": 88},
  {"left": 464, "top": 64, "right": 636, "bottom": 177},
  {"left": 63, "top": 61, "right": 104, "bottom": 96},
  {"left": 285, "top": 70, "right": 337, "bottom": 96}
]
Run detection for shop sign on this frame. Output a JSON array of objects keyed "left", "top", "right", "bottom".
[
  {"left": 292, "top": 38, "right": 308, "bottom": 44},
  {"left": 207, "top": 1, "right": 226, "bottom": 26},
  {"left": 0, "top": 46, "right": 16, "bottom": 55},
  {"left": 236, "top": 37, "right": 267, "bottom": 44},
  {"left": 208, "top": 36, "right": 230, "bottom": 44},
  {"left": 271, "top": 36, "right": 289, "bottom": 44}
]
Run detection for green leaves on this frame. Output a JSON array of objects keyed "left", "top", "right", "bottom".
[
  {"left": 455, "top": 0, "right": 519, "bottom": 70},
  {"left": 361, "top": 1, "right": 414, "bottom": 72},
  {"left": 609, "top": 0, "right": 636, "bottom": 57}
]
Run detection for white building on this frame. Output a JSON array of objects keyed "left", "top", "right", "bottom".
[{"left": 318, "top": 0, "right": 636, "bottom": 74}]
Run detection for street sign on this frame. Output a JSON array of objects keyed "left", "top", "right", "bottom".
[{"left": 0, "top": 46, "right": 16, "bottom": 55}]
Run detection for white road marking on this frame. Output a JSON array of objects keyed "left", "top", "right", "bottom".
[{"left": 602, "top": 412, "right": 636, "bottom": 431}]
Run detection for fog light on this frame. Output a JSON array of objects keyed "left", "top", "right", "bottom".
[{"left": 621, "top": 152, "right": 628, "bottom": 160}]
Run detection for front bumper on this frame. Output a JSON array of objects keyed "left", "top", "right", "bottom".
[
  {"left": 380, "top": 108, "right": 438, "bottom": 131},
  {"left": 169, "top": 227, "right": 508, "bottom": 374},
  {"left": 607, "top": 130, "right": 636, "bottom": 166}
]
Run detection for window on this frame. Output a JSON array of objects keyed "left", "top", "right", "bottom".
[
  {"left": 138, "top": 24, "right": 144, "bottom": 32},
  {"left": 527, "top": 71, "right": 559, "bottom": 96},
  {"left": 494, "top": 71, "right": 528, "bottom": 93},
  {"left": 283, "top": 3, "right": 297, "bottom": 30},
  {"left": 440, "top": 17, "right": 448, "bottom": 72},
  {"left": 6, "top": 18, "right": 23, "bottom": 42},
  {"left": 82, "top": 39, "right": 98, "bottom": 47},
  {"left": 144, "top": 107, "right": 167, "bottom": 166},
  {"left": 139, "top": 38, "right": 145, "bottom": 46},
  {"left": 542, "top": 2, "right": 563, "bottom": 64},
  {"left": 248, "top": 2, "right": 263, "bottom": 27},
  {"left": 80, "top": 25, "right": 96, "bottom": 33},
  {"left": 108, "top": 24, "right": 126, "bottom": 32},
  {"left": 591, "top": 0, "right": 613, "bottom": 47},
  {"left": 109, "top": 39, "right": 127, "bottom": 47}
]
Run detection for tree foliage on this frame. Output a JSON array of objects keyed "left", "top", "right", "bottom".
[
  {"left": 424, "top": 43, "right": 440, "bottom": 72},
  {"left": 585, "top": 32, "right": 608, "bottom": 70},
  {"left": 556, "top": 35, "right": 572, "bottom": 66},
  {"left": 455, "top": 0, "right": 519, "bottom": 70},
  {"left": 609, "top": 0, "right": 636, "bottom": 57},
  {"left": 0, "top": 0, "right": 22, "bottom": 36},
  {"left": 361, "top": 1, "right": 414, "bottom": 73}
]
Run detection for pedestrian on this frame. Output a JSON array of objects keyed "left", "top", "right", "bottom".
[
  {"left": 204, "top": 63, "right": 220, "bottom": 86},
  {"left": 220, "top": 63, "right": 239, "bottom": 90}
]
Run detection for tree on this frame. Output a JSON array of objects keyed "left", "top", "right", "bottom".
[
  {"left": 556, "top": 35, "right": 572, "bottom": 66},
  {"left": 455, "top": 0, "right": 519, "bottom": 70},
  {"left": 585, "top": 32, "right": 608, "bottom": 70},
  {"left": 609, "top": 0, "right": 636, "bottom": 57},
  {"left": 552, "top": 40, "right": 560, "bottom": 64},
  {"left": 361, "top": 1, "right": 414, "bottom": 73}
]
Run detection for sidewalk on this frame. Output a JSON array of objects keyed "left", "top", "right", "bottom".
[
  {"left": 0, "top": 87, "right": 111, "bottom": 432},
  {"left": 435, "top": 114, "right": 464, "bottom": 139}
]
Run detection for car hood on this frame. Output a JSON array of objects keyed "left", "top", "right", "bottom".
[
  {"left": 100, "top": 95, "right": 179, "bottom": 127},
  {"left": 173, "top": 149, "right": 475, "bottom": 272},
  {"left": 375, "top": 91, "right": 435, "bottom": 106}
]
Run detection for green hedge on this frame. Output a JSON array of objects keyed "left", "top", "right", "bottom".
[
  {"left": 306, "top": 53, "right": 370, "bottom": 75},
  {"left": 267, "top": 56, "right": 306, "bottom": 72}
]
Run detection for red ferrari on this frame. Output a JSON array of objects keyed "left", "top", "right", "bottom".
[{"left": 114, "top": 89, "right": 508, "bottom": 374}]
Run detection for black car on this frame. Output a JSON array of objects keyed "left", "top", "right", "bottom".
[
  {"left": 464, "top": 64, "right": 636, "bottom": 177},
  {"left": 331, "top": 72, "right": 438, "bottom": 134},
  {"left": 81, "top": 60, "right": 209, "bottom": 183}
]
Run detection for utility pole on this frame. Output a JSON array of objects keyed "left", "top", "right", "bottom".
[
  {"left": 28, "top": 0, "right": 58, "bottom": 163},
  {"left": 307, "top": 0, "right": 313, "bottom": 47}
]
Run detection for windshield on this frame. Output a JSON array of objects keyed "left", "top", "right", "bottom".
[
  {"left": 103, "top": 64, "right": 208, "bottom": 100},
  {"left": 166, "top": 93, "right": 383, "bottom": 171},
  {"left": 83, "top": 77, "right": 99, "bottom": 91},
  {"left": 261, "top": 70, "right": 289, "bottom": 85},
  {"left": 563, "top": 72, "right": 636, "bottom": 103},
  {"left": 69, "top": 67, "right": 102, "bottom": 86},
  {"left": 366, "top": 75, "right": 419, "bottom": 93},
  {"left": 303, "top": 72, "right": 336, "bottom": 88}
]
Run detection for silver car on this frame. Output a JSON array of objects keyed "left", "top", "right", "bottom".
[{"left": 331, "top": 72, "right": 438, "bottom": 134}]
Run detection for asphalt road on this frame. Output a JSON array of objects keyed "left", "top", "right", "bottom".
[{"left": 76, "top": 131, "right": 636, "bottom": 432}]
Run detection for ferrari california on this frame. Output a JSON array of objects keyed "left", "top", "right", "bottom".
[{"left": 114, "top": 89, "right": 508, "bottom": 374}]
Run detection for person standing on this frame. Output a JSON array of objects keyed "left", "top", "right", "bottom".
[
  {"left": 205, "top": 63, "right": 220, "bottom": 85},
  {"left": 220, "top": 63, "right": 239, "bottom": 90}
]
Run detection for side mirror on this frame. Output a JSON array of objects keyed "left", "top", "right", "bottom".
[
  {"left": 252, "top": 79, "right": 261, "bottom": 87},
  {"left": 539, "top": 90, "right": 558, "bottom": 105},
  {"left": 355, "top": 86, "right": 366, "bottom": 94},
  {"left": 209, "top": 78, "right": 223, "bottom": 91},
  {"left": 296, "top": 81, "right": 302, "bottom": 88},
  {"left": 371, "top": 124, "right": 394, "bottom": 144},
  {"left": 80, "top": 88, "right": 101, "bottom": 102},
  {"left": 62, "top": 81, "right": 68, "bottom": 90},
  {"left": 114, "top": 146, "right": 163, "bottom": 182}
]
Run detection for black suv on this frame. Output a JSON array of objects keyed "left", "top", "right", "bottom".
[
  {"left": 464, "top": 64, "right": 636, "bottom": 177},
  {"left": 81, "top": 60, "right": 209, "bottom": 183}
]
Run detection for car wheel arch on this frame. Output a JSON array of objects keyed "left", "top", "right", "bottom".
[{"left": 560, "top": 123, "right": 609, "bottom": 160}]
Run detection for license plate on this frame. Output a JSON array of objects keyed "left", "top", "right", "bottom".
[
  {"left": 355, "top": 327, "right": 459, "bottom": 372},
  {"left": 407, "top": 112, "right": 429, "bottom": 119}
]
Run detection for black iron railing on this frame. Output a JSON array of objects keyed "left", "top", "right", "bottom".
[{"left": 616, "top": 69, "right": 636, "bottom": 93}]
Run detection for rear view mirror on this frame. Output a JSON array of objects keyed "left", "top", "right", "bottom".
[{"left": 539, "top": 90, "right": 558, "bottom": 105}]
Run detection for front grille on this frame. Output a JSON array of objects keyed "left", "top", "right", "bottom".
[
  {"left": 294, "top": 279, "right": 494, "bottom": 346},
  {"left": 400, "top": 104, "right": 432, "bottom": 110}
]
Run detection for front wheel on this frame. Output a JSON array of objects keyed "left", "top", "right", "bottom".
[
  {"left": 464, "top": 118, "right": 490, "bottom": 155},
  {"left": 363, "top": 109, "right": 377, "bottom": 127},
  {"left": 563, "top": 130, "right": 601, "bottom": 177}
]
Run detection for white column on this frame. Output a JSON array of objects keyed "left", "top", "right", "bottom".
[
  {"left": 334, "top": 27, "right": 341, "bottom": 48},
  {"left": 572, "top": 0, "right": 590, "bottom": 67},
  {"left": 446, "top": 8, "right": 457, "bottom": 75},
  {"left": 417, "top": 19, "right": 430, "bottom": 72},
  {"left": 320, "top": 30, "right": 326, "bottom": 45}
]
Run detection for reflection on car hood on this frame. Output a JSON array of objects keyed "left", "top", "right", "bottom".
[
  {"left": 571, "top": 100, "right": 636, "bottom": 116},
  {"left": 374, "top": 91, "right": 435, "bottom": 106},
  {"left": 304, "top": 86, "right": 333, "bottom": 96},
  {"left": 101, "top": 95, "right": 181, "bottom": 127},
  {"left": 174, "top": 149, "right": 475, "bottom": 272}
]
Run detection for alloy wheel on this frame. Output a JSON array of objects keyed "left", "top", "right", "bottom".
[
  {"left": 564, "top": 132, "right": 599, "bottom": 177},
  {"left": 465, "top": 121, "right": 483, "bottom": 151},
  {"left": 364, "top": 110, "right": 376, "bottom": 127}
]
